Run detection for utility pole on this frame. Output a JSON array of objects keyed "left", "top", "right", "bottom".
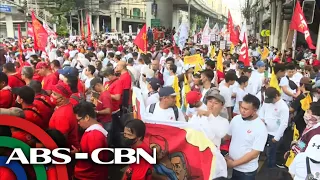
[
  {"left": 270, "top": 0, "right": 276, "bottom": 46},
  {"left": 188, "top": 0, "right": 192, "bottom": 31}
]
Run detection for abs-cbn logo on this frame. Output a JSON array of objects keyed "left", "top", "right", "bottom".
[{"left": 6, "top": 148, "right": 157, "bottom": 165}]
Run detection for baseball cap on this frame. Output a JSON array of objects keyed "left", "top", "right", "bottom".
[
  {"left": 90, "top": 78, "right": 103, "bottom": 89},
  {"left": 207, "top": 92, "right": 225, "bottom": 105},
  {"left": 184, "top": 64, "right": 196, "bottom": 71},
  {"left": 87, "top": 47, "right": 93, "bottom": 51},
  {"left": 159, "top": 86, "right": 176, "bottom": 97},
  {"left": 300, "top": 77, "right": 312, "bottom": 85},
  {"left": 51, "top": 82, "right": 72, "bottom": 98},
  {"left": 264, "top": 87, "right": 279, "bottom": 103},
  {"left": 186, "top": 91, "right": 202, "bottom": 105},
  {"left": 243, "top": 66, "right": 253, "bottom": 73},
  {"left": 312, "top": 54, "right": 317, "bottom": 57},
  {"left": 146, "top": 78, "right": 161, "bottom": 91},
  {"left": 313, "top": 80, "right": 320, "bottom": 89},
  {"left": 305, "top": 135, "right": 320, "bottom": 161},
  {"left": 57, "top": 67, "right": 79, "bottom": 77},
  {"left": 12, "top": 86, "right": 35, "bottom": 104},
  {"left": 256, "top": 61, "right": 265, "bottom": 68}
]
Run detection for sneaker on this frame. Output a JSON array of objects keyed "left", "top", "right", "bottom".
[{"left": 276, "top": 163, "right": 286, "bottom": 169}]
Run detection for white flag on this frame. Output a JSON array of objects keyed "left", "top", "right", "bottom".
[
  {"left": 239, "top": 21, "right": 247, "bottom": 42},
  {"left": 211, "top": 23, "right": 219, "bottom": 35},
  {"left": 43, "top": 22, "right": 57, "bottom": 37}
]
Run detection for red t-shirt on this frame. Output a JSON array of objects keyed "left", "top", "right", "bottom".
[
  {"left": 78, "top": 80, "right": 85, "bottom": 95},
  {"left": 23, "top": 104, "right": 45, "bottom": 129},
  {"left": 33, "top": 94, "right": 53, "bottom": 129},
  {"left": 8, "top": 74, "right": 25, "bottom": 88},
  {"left": 74, "top": 126, "right": 108, "bottom": 180},
  {"left": 49, "top": 103, "right": 80, "bottom": 149},
  {"left": 124, "top": 142, "right": 152, "bottom": 180},
  {"left": 104, "top": 79, "right": 122, "bottom": 112},
  {"left": 119, "top": 71, "right": 132, "bottom": 90},
  {"left": 70, "top": 93, "right": 83, "bottom": 107},
  {"left": 0, "top": 167, "right": 16, "bottom": 180},
  {"left": 313, "top": 59, "right": 320, "bottom": 67},
  {"left": 32, "top": 72, "right": 43, "bottom": 82},
  {"left": 0, "top": 88, "right": 15, "bottom": 108},
  {"left": 42, "top": 73, "right": 58, "bottom": 91},
  {"left": 11, "top": 129, "right": 35, "bottom": 147},
  {"left": 96, "top": 91, "right": 112, "bottom": 123}
]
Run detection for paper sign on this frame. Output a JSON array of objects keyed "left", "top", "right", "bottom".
[{"left": 184, "top": 54, "right": 204, "bottom": 72}]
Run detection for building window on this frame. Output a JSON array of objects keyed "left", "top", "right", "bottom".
[
  {"left": 133, "top": 8, "right": 140, "bottom": 19},
  {"left": 124, "top": 7, "right": 127, "bottom": 17}
]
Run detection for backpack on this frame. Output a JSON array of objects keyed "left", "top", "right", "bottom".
[
  {"left": 149, "top": 103, "right": 179, "bottom": 121},
  {"left": 70, "top": 93, "right": 85, "bottom": 104}
]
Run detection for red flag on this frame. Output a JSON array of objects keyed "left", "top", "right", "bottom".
[
  {"left": 239, "top": 34, "right": 250, "bottom": 66},
  {"left": 227, "top": 11, "right": 239, "bottom": 45},
  {"left": 133, "top": 24, "right": 147, "bottom": 54},
  {"left": 31, "top": 11, "right": 48, "bottom": 51},
  {"left": 27, "top": 23, "right": 34, "bottom": 38},
  {"left": 17, "top": 24, "right": 24, "bottom": 65},
  {"left": 86, "top": 13, "right": 92, "bottom": 47},
  {"left": 290, "top": 1, "right": 316, "bottom": 49}
]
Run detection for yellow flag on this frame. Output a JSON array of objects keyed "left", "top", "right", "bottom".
[
  {"left": 293, "top": 125, "right": 300, "bottom": 141},
  {"left": 217, "top": 50, "right": 223, "bottom": 72},
  {"left": 210, "top": 45, "right": 215, "bottom": 59},
  {"left": 183, "top": 74, "right": 191, "bottom": 108},
  {"left": 300, "top": 93, "right": 312, "bottom": 111},
  {"left": 261, "top": 46, "right": 270, "bottom": 60},
  {"left": 172, "top": 76, "right": 181, "bottom": 108},
  {"left": 257, "top": 46, "right": 262, "bottom": 54},
  {"left": 285, "top": 150, "right": 296, "bottom": 167},
  {"left": 230, "top": 43, "right": 234, "bottom": 54},
  {"left": 270, "top": 68, "right": 281, "bottom": 92}
]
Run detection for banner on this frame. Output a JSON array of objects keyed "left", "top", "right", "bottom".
[
  {"left": 131, "top": 87, "right": 227, "bottom": 179},
  {"left": 43, "top": 22, "right": 57, "bottom": 37},
  {"left": 27, "top": 23, "right": 34, "bottom": 38},
  {"left": 184, "top": 54, "right": 204, "bottom": 73}
]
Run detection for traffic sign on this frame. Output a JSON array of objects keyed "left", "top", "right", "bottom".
[
  {"left": 0, "top": 5, "right": 11, "bottom": 13},
  {"left": 151, "top": 19, "right": 160, "bottom": 27}
]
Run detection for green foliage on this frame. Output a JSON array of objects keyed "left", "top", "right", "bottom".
[{"left": 56, "top": 18, "right": 69, "bottom": 36}]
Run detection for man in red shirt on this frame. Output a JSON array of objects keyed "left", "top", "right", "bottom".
[
  {"left": 29, "top": 80, "right": 53, "bottom": 129},
  {"left": 13, "top": 86, "right": 45, "bottom": 129},
  {"left": 115, "top": 61, "right": 132, "bottom": 110},
  {"left": 73, "top": 102, "right": 108, "bottom": 180},
  {"left": 49, "top": 82, "right": 80, "bottom": 150},
  {"left": 36, "top": 62, "right": 58, "bottom": 95},
  {"left": 122, "top": 119, "right": 153, "bottom": 180},
  {"left": 312, "top": 54, "right": 320, "bottom": 68},
  {"left": 0, "top": 72, "right": 15, "bottom": 108},
  {"left": 90, "top": 78, "right": 112, "bottom": 129},
  {"left": 2, "top": 63, "right": 25, "bottom": 88}
]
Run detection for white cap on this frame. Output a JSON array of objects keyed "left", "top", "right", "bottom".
[
  {"left": 115, "top": 51, "right": 121, "bottom": 55},
  {"left": 305, "top": 135, "right": 320, "bottom": 161},
  {"left": 184, "top": 64, "right": 196, "bottom": 71}
]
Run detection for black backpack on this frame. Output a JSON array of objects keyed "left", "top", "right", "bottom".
[{"left": 149, "top": 103, "right": 179, "bottom": 121}]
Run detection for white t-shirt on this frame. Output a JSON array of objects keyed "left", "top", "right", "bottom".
[
  {"left": 246, "top": 74, "right": 263, "bottom": 102},
  {"left": 228, "top": 115, "right": 268, "bottom": 172},
  {"left": 145, "top": 93, "right": 160, "bottom": 107},
  {"left": 259, "top": 99, "right": 289, "bottom": 141},
  {"left": 292, "top": 72, "right": 304, "bottom": 87},
  {"left": 186, "top": 103, "right": 207, "bottom": 117},
  {"left": 219, "top": 83, "right": 233, "bottom": 108},
  {"left": 289, "top": 152, "right": 320, "bottom": 180},
  {"left": 201, "top": 87, "right": 210, "bottom": 102},
  {"left": 145, "top": 102, "right": 186, "bottom": 122},
  {"left": 84, "top": 77, "right": 94, "bottom": 102},
  {"left": 280, "top": 76, "right": 296, "bottom": 102},
  {"left": 164, "top": 75, "right": 175, "bottom": 87},
  {"left": 189, "top": 114, "right": 229, "bottom": 148},
  {"left": 233, "top": 87, "right": 247, "bottom": 114},
  {"left": 230, "top": 63, "right": 237, "bottom": 70}
]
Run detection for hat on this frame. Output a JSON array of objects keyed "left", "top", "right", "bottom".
[
  {"left": 90, "top": 78, "right": 103, "bottom": 89},
  {"left": 115, "top": 51, "right": 121, "bottom": 56},
  {"left": 256, "top": 61, "right": 265, "bottom": 67},
  {"left": 58, "top": 67, "right": 79, "bottom": 77},
  {"left": 305, "top": 135, "right": 320, "bottom": 161},
  {"left": 87, "top": 47, "right": 93, "bottom": 51},
  {"left": 184, "top": 64, "right": 196, "bottom": 71},
  {"left": 12, "top": 86, "right": 35, "bottom": 104},
  {"left": 35, "top": 62, "right": 49, "bottom": 69},
  {"left": 312, "top": 54, "right": 317, "bottom": 57},
  {"left": 300, "top": 77, "right": 312, "bottom": 85},
  {"left": 147, "top": 78, "right": 161, "bottom": 91},
  {"left": 163, "top": 49, "right": 169, "bottom": 54},
  {"left": 243, "top": 66, "right": 253, "bottom": 72},
  {"left": 51, "top": 82, "right": 72, "bottom": 98},
  {"left": 159, "top": 86, "right": 176, "bottom": 97},
  {"left": 264, "top": 87, "right": 279, "bottom": 103},
  {"left": 206, "top": 90, "right": 225, "bottom": 105},
  {"left": 186, "top": 91, "right": 202, "bottom": 105},
  {"left": 313, "top": 80, "right": 320, "bottom": 89}
]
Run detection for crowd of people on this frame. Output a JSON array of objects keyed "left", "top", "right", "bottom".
[{"left": 0, "top": 29, "right": 320, "bottom": 180}]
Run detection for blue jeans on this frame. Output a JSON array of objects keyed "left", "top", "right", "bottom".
[
  {"left": 266, "top": 134, "right": 279, "bottom": 168},
  {"left": 231, "top": 169, "right": 257, "bottom": 180}
]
